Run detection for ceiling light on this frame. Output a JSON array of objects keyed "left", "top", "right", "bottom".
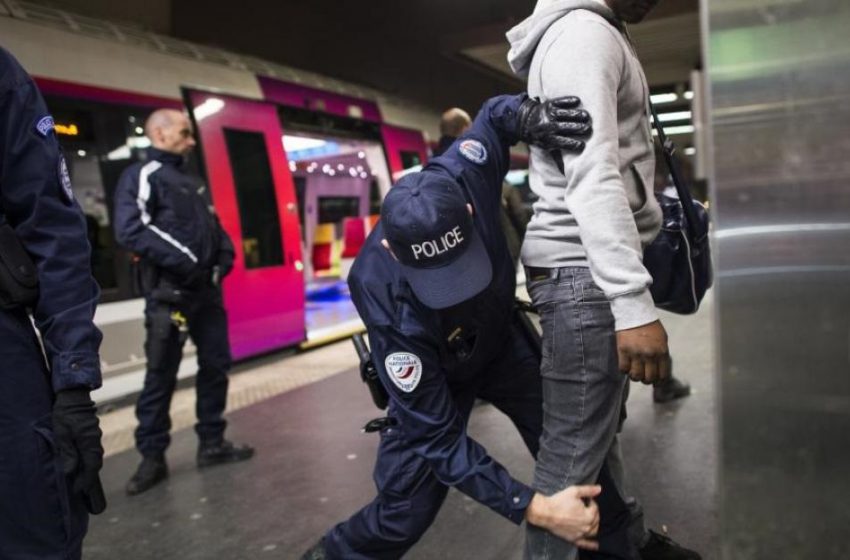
[
  {"left": 193, "top": 98, "right": 225, "bottom": 121},
  {"left": 650, "top": 93, "right": 678, "bottom": 104},
  {"left": 655, "top": 111, "right": 692, "bottom": 122},
  {"left": 652, "top": 125, "right": 694, "bottom": 136},
  {"left": 283, "top": 135, "right": 327, "bottom": 152}
]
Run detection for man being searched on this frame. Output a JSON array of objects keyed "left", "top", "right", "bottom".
[
  {"left": 0, "top": 46, "right": 105, "bottom": 559},
  {"left": 113, "top": 109, "right": 253, "bottom": 496},
  {"left": 508, "top": 0, "right": 701, "bottom": 558},
  {"left": 302, "top": 93, "right": 643, "bottom": 559}
]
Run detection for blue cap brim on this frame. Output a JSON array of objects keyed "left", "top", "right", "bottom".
[{"left": 399, "top": 226, "right": 493, "bottom": 309}]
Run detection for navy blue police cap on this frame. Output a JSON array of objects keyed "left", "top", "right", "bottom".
[{"left": 382, "top": 171, "right": 492, "bottom": 309}]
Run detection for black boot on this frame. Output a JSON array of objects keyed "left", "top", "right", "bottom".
[
  {"left": 300, "top": 538, "right": 327, "bottom": 560},
  {"left": 126, "top": 455, "right": 168, "bottom": 496},
  {"left": 640, "top": 530, "right": 701, "bottom": 560},
  {"left": 197, "top": 439, "right": 255, "bottom": 468},
  {"left": 653, "top": 376, "right": 692, "bottom": 403}
]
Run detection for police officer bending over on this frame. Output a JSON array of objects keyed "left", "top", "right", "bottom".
[
  {"left": 0, "top": 47, "right": 104, "bottom": 559},
  {"left": 114, "top": 108, "right": 253, "bottom": 496},
  {"left": 302, "top": 94, "right": 638, "bottom": 559}
]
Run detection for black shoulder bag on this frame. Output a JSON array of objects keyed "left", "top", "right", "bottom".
[
  {"left": 643, "top": 101, "right": 713, "bottom": 314},
  {"left": 0, "top": 217, "right": 39, "bottom": 310}
]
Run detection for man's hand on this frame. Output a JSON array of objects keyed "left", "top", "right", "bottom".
[
  {"left": 53, "top": 389, "right": 106, "bottom": 514},
  {"left": 517, "top": 96, "right": 592, "bottom": 153},
  {"left": 525, "top": 485, "right": 601, "bottom": 551},
  {"left": 616, "top": 320, "right": 671, "bottom": 384}
]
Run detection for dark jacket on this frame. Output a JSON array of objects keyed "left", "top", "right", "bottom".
[
  {"left": 348, "top": 95, "right": 532, "bottom": 523},
  {"left": 0, "top": 47, "right": 102, "bottom": 391},
  {"left": 113, "top": 148, "right": 234, "bottom": 289}
]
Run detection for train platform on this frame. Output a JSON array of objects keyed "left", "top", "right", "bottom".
[{"left": 85, "top": 293, "right": 718, "bottom": 560}]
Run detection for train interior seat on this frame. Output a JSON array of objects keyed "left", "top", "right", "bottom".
[
  {"left": 311, "top": 222, "right": 341, "bottom": 278},
  {"left": 341, "top": 217, "right": 366, "bottom": 259}
]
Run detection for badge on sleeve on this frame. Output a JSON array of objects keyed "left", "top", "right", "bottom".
[
  {"left": 384, "top": 352, "right": 423, "bottom": 393},
  {"left": 35, "top": 116, "right": 55, "bottom": 137},
  {"left": 57, "top": 155, "right": 74, "bottom": 204},
  {"left": 458, "top": 139, "right": 488, "bottom": 165}
]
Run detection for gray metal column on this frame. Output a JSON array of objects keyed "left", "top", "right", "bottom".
[{"left": 704, "top": 0, "right": 850, "bottom": 557}]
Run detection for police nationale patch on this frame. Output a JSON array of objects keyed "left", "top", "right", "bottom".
[
  {"left": 58, "top": 155, "right": 74, "bottom": 204},
  {"left": 384, "top": 352, "right": 423, "bottom": 393},
  {"left": 458, "top": 139, "right": 488, "bottom": 165},
  {"left": 35, "top": 115, "right": 55, "bottom": 137}
]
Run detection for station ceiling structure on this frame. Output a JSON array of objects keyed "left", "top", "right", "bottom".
[{"left": 44, "top": 0, "right": 700, "bottom": 113}]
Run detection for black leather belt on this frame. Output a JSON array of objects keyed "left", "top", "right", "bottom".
[{"left": 525, "top": 267, "right": 559, "bottom": 281}]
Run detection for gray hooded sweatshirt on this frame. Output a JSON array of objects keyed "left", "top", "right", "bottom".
[{"left": 507, "top": 0, "right": 662, "bottom": 331}]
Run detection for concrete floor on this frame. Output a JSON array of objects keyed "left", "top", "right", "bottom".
[{"left": 84, "top": 293, "right": 717, "bottom": 559}]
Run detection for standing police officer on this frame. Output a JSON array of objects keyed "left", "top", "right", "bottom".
[
  {"left": 113, "top": 108, "right": 253, "bottom": 496},
  {"left": 302, "top": 94, "right": 638, "bottom": 559},
  {"left": 0, "top": 47, "right": 104, "bottom": 559}
]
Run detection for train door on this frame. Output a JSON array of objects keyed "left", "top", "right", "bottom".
[
  {"left": 381, "top": 124, "right": 430, "bottom": 180},
  {"left": 183, "top": 89, "right": 305, "bottom": 359},
  {"left": 276, "top": 107, "right": 393, "bottom": 341}
]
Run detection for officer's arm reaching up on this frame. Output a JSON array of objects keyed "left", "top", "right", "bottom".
[{"left": 427, "top": 93, "right": 591, "bottom": 197}]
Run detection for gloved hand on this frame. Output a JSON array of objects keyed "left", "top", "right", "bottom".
[
  {"left": 517, "top": 96, "right": 592, "bottom": 153},
  {"left": 53, "top": 388, "right": 106, "bottom": 514}
]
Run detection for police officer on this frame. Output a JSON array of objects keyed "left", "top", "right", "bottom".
[
  {"left": 301, "top": 94, "right": 639, "bottom": 559},
  {"left": 113, "top": 108, "right": 253, "bottom": 496},
  {"left": 0, "top": 47, "right": 104, "bottom": 559}
]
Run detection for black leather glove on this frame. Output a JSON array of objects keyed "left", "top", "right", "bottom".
[
  {"left": 53, "top": 388, "right": 106, "bottom": 514},
  {"left": 517, "top": 96, "right": 592, "bottom": 153}
]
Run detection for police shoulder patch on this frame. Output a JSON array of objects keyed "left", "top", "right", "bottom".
[
  {"left": 57, "top": 155, "right": 74, "bottom": 204},
  {"left": 384, "top": 352, "right": 423, "bottom": 393},
  {"left": 458, "top": 139, "right": 488, "bottom": 165},
  {"left": 35, "top": 115, "right": 55, "bottom": 137}
]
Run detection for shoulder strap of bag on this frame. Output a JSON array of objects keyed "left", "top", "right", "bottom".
[{"left": 648, "top": 100, "right": 706, "bottom": 241}]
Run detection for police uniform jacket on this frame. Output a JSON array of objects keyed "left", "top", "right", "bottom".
[
  {"left": 113, "top": 148, "right": 234, "bottom": 288},
  {"left": 348, "top": 95, "right": 534, "bottom": 524},
  {"left": 0, "top": 47, "right": 102, "bottom": 391}
]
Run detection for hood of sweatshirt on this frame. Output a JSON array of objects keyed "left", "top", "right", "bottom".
[{"left": 506, "top": 0, "right": 617, "bottom": 78}]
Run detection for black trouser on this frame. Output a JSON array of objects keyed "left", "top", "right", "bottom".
[
  {"left": 135, "top": 287, "right": 231, "bottom": 457},
  {"left": 0, "top": 309, "right": 88, "bottom": 559}
]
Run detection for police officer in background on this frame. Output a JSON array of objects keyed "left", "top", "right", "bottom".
[
  {"left": 113, "top": 108, "right": 253, "bottom": 496},
  {"left": 302, "top": 94, "right": 640, "bottom": 559},
  {"left": 0, "top": 47, "right": 104, "bottom": 559}
]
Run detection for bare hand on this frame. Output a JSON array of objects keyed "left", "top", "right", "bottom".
[
  {"left": 616, "top": 320, "right": 671, "bottom": 384},
  {"left": 526, "top": 485, "right": 601, "bottom": 550}
]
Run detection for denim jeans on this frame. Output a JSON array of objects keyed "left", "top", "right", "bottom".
[{"left": 524, "top": 267, "right": 633, "bottom": 560}]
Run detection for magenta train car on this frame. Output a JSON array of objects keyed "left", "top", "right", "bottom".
[{"left": 1, "top": 5, "right": 435, "bottom": 401}]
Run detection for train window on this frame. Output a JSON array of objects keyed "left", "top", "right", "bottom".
[
  {"left": 223, "top": 129, "right": 285, "bottom": 269},
  {"left": 400, "top": 150, "right": 422, "bottom": 170},
  {"left": 47, "top": 98, "right": 154, "bottom": 303},
  {"left": 369, "top": 179, "right": 382, "bottom": 215},
  {"left": 317, "top": 196, "right": 360, "bottom": 224},
  {"left": 293, "top": 176, "right": 307, "bottom": 241}
]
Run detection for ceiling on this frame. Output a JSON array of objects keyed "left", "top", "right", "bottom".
[{"left": 47, "top": 0, "right": 701, "bottom": 114}]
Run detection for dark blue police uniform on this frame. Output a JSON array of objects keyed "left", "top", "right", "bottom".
[
  {"left": 322, "top": 95, "right": 632, "bottom": 559},
  {"left": 0, "top": 47, "right": 102, "bottom": 559},
  {"left": 113, "top": 148, "right": 234, "bottom": 456}
]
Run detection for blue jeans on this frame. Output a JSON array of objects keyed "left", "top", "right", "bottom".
[{"left": 524, "top": 268, "right": 635, "bottom": 560}]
